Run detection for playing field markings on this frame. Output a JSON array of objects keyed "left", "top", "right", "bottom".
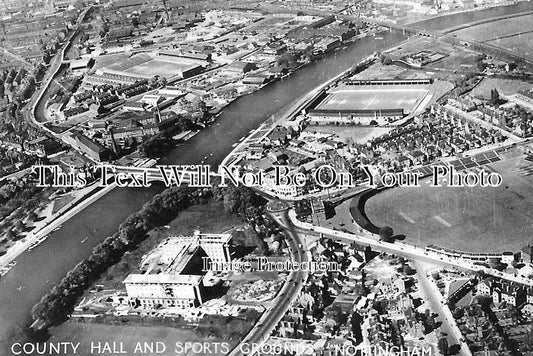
[
  {"left": 482, "top": 165, "right": 497, "bottom": 174},
  {"left": 398, "top": 211, "right": 416, "bottom": 224},
  {"left": 434, "top": 215, "right": 452, "bottom": 227}
]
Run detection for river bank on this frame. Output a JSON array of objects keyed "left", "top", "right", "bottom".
[
  {"left": 220, "top": 53, "right": 380, "bottom": 168},
  {"left": 1, "top": 28, "right": 410, "bottom": 346},
  {"left": 0, "top": 183, "right": 116, "bottom": 271}
]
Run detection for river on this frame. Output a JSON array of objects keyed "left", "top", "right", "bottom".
[
  {"left": 1, "top": 2, "right": 531, "bottom": 349},
  {"left": 0, "top": 28, "right": 406, "bottom": 349}
]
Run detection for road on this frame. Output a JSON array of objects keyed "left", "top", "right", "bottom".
[
  {"left": 286, "top": 208, "right": 533, "bottom": 356},
  {"left": 227, "top": 206, "right": 480, "bottom": 356},
  {"left": 289, "top": 209, "right": 533, "bottom": 286},
  {"left": 228, "top": 209, "right": 309, "bottom": 356},
  {"left": 414, "top": 261, "right": 473, "bottom": 356},
  {"left": 24, "top": 7, "right": 91, "bottom": 140}
]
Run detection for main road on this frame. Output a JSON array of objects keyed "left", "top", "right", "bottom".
[
  {"left": 228, "top": 208, "right": 309, "bottom": 356},
  {"left": 291, "top": 210, "right": 533, "bottom": 286}
]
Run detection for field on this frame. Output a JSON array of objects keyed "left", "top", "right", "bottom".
[
  {"left": 125, "top": 58, "right": 195, "bottom": 78},
  {"left": 50, "top": 322, "right": 237, "bottom": 356},
  {"left": 487, "top": 33, "right": 533, "bottom": 57},
  {"left": 451, "top": 14, "right": 533, "bottom": 56},
  {"left": 103, "top": 53, "right": 203, "bottom": 80},
  {"left": 363, "top": 152, "right": 533, "bottom": 253},
  {"left": 470, "top": 77, "right": 533, "bottom": 99},
  {"left": 303, "top": 125, "right": 392, "bottom": 144},
  {"left": 451, "top": 14, "right": 533, "bottom": 42},
  {"left": 317, "top": 87, "right": 428, "bottom": 114}
]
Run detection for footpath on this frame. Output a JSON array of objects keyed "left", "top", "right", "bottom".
[{"left": 0, "top": 183, "right": 117, "bottom": 269}]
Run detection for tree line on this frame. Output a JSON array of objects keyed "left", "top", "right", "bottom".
[{"left": 30, "top": 185, "right": 267, "bottom": 327}]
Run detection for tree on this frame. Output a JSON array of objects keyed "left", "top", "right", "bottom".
[
  {"left": 5, "top": 228, "right": 16, "bottom": 240},
  {"left": 351, "top": 311, "right": 364, "bottom": 343},
  {"left": 378, "top": 226, "right": 394, "bottom": 242},
  {"left": 490, "top": 89, "right": 500, "bottom": 107},
  {"left": 452, "top": 307, "right": 465, "bottom": 319},
  {"left": 330, "top": 305, "right": 346, "bottom": 326},
  {"left": 438, "top": 337, "right": 449, "bottom": 356},
  {"left": 380, "top": 54, "right": 392, "bottom": 65},
  {"left": 138, "top": 135, "right": 175, "bottom": 158},
  {"left": 277, "top": 53, "right": 297, "bottom": 69},
  {"left": 14, "top": 220, "right": 24, "bottom": 232},
  {"left": 488, "top": 257, "right": 506, "bottom": 271},
  {"left": 402, "top": 264, "right": 416, "bottom": 275},
  {"left": 28, "top": 211, "right": 38, "bottom": 222}
]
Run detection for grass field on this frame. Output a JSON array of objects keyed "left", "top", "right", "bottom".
[
  {"left": 50, "top": 322, "right": 237, "bottom": 356},
  {"left": 487, "top": 33, "right": 533, "bottom": 57},
  {"left": 470, "top": 78, "right": 533, "bottom": 99},
  {"left": 317, "top": 87, "right": 428, "bottom": 114},
  {"left": 364, "top": 153, "right": 533, "bottom": 253},
  {"left": 452, "top": 14, "right": 533, "bottom": 42},
  {"left": 126, "top": 59, "right": 196, "bottom": 78},
  {"left": 103, "top": 54, "right": 203, "bottom": 80},
  {"left": 451, "top": 14, "right": 533, "bottom": 56}
]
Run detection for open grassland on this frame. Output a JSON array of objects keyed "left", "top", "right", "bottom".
[
  {"left": 50, "top": 322, "right": 237, "bottom": 356},
  {"left": 487, "top": 33, "right": 533, "bottom": 57},
  {"left": 451, "top": 14, "right": 533, "bottom": 42},
  {"left": 364, "top": 154, "right": 533, "bottom": 253},
  {"left": 470, "top": 77, "right": 533, "bottom": 99}
]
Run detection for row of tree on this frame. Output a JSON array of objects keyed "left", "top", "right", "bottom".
[
  {"left": 30, "top": 185, "right": 269, "bottom": 327},
  {"left": 31, "top": 186, "right": 193, "bottom": 326}
]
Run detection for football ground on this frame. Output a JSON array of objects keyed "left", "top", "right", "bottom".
[
  {"left": 125, "top": 58, "right": 195, "bottom": 78},
  {"left": 316, "top": 86, "right": 429, "bottom": 114},
  {"left": 103, "top": 53, "right": 204, "bottom": 80},
  {"left": 363, "top": 151, "right": 533, "bottom": 253}
]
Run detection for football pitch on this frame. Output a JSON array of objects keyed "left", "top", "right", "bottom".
[
  {"left": 125, "top": 59, "right": 194, "bottom": 78},
  {"left": 363, "top": 154, "right": 533, "bottom": 253},
  {"left": 104, "top": 53, "right": 202, "bottom": 80},
  {"left": 316, "top": 87, "right": 428, "bottom": 114}
]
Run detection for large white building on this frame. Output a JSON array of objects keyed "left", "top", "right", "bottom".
[
  {"left": 171, "top": 231, "right": 232, "bottom": 263},
  {"left": 124, "top": 274, "right": 204, "bottom": 308},
  {"left": 123, "top": 231, "right": 232, "bottom": 309}
]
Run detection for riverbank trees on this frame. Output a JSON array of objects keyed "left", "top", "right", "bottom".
[
  {"left": 30, "top": 185, "right": 268, "bottom": 327},
  {"left": 31, "top": 186, "right": 193, "bottom": 325}
]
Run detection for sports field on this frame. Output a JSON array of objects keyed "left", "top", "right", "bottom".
[
  {"left": 104, "top": 54, "right": 203, "bottom": 80},
  {"left": 487, "top": 33, "right": 533, "bottom": 57},
  {"left": 125, "top": 58, "right": 196, "bottom": 78},
  {"left": 364, "top": 152, "right": 533, "bottom": 253},
  {"left": 317, "top": 87, "right": 428, "bottom": 114},
  {"left": 451, "top": 14, "right": 533, "bottom": 42},
  {"left": 451, "top": 14, "right": 533, "bottom": 55}
]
